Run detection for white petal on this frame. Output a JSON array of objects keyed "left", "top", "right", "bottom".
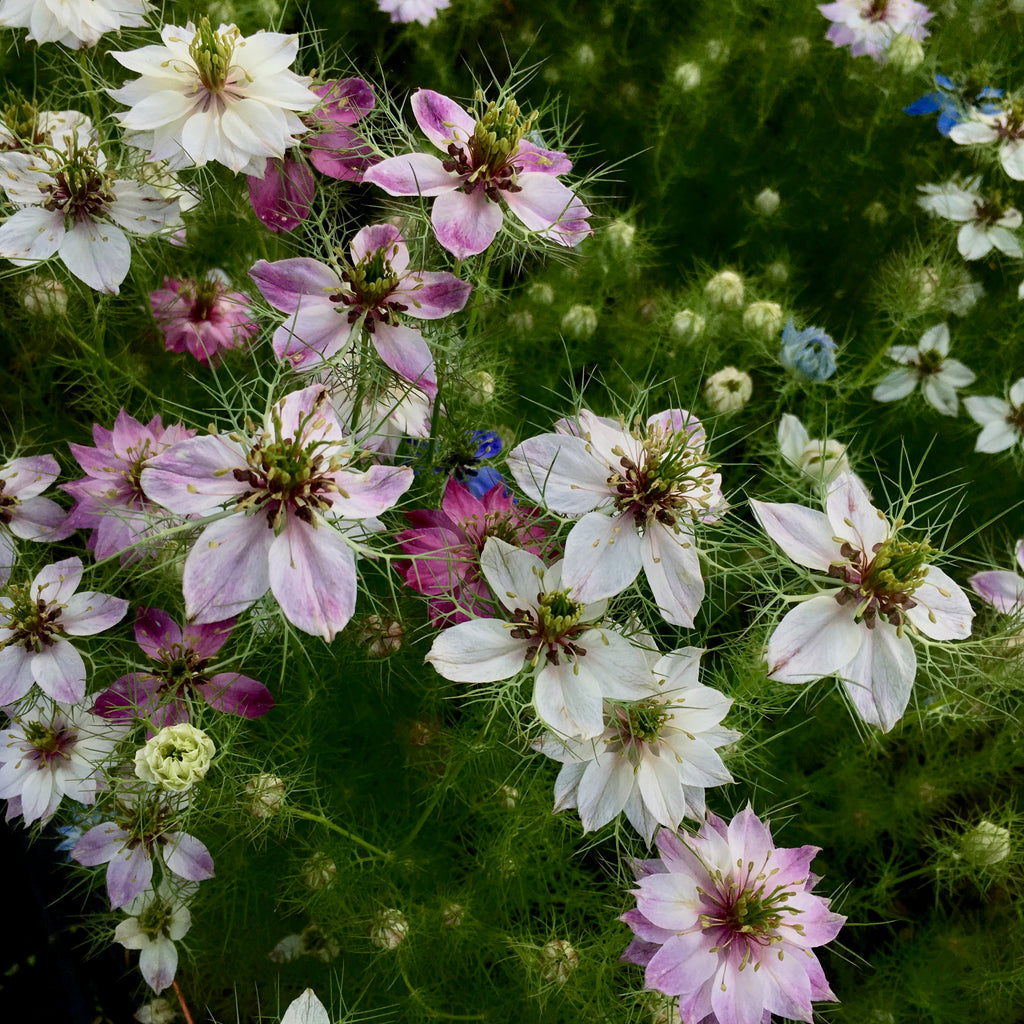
[
  {"left": 506, "top": 434, "right": 614, "bottom": 514},
  {"left": 534, "top": 658, "right": 604, "bottom": 740},
  {"left": 905, "top": 565, "right": 973, "bottom": 640},
  {"left": 957, "top": 222, "right": 994, "bottom": 260},
  {"left": 767, "top": 595, "right": 865, "bottom": 683},
  {"left": 826, "top": 472, "right": 889, "bottom": 552},
  {"left": 0, "top": 207, "right": 64, "bottom": 261},
  {"left": 479, "top": 537, "right": 548, "bottom": 614},
  {"left": 839, "top": 624, "right": 916, "bottom": 732},
  {"left": 425, "top": 618, "right": 526, "bottom": 682},
  {"left": 936, "top": 360, "right": 975, "bottom": 389},
  {"left": 575, "top": 753, "right": 633, "bottom": 831},
  {"left": 975, "top": 420, "right": 1019, "bottom": 453},
  {"left": 281, "top": 990, "right": 331, "bottom": 1024},
  {"left": 58, "top": 221, "right": 130, "bottom": 294},
  {"left": 750, "top": 499, "right": 838, "bottom": 571},
  {"left": 641, "top": 525, "right": 705, "bottom": 628},
  {"left": 561, "top": 511, "right": 642, "bottom": 603},
  {"left": 777, "top": 414, "right": 809, "bottom": 466},
  {"left": 964, "top": 395, "right": 1011, "bottom": 427},
  {"left": 919, "top": 323, "right": 950, "bottom": 357},
  {"left": 872, "top": 367, "right": 918, "bottom": 403},
  {"left": 921, "top": 376, "right": 959, "bottom": 417}
]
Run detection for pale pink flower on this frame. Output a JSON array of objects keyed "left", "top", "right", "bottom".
[
  {"left": 969, "top": 540, "right": 1024, "bottom": 615},
  {"left": 819, "top": 0, "right": 933, "bottom": 61},
  {"left": 751, "top": 472, "right": 973, "bottom": 731},
  {"left": 508, "top": 409, "right": 725, "bottom": 627},
  {"left": 964, "top": 378, "right": 1024, "bottom": 453},
  {"left": 0, "top": 0, "right": 149, "bottom": 49},
  {"left": 621, "top": 807, "right": 845, "bottom": 1024},
  {"left": 140, "top": 384, "right": 413, "bottom": 639},
  {"left": 0, "top": 454, "right": 73, "bottom": 584},
  {"left": 363, "top": 89, "right": 590, "bottom": 259},
  {"left": 114, "top": 881, "right": 194, "bottom": 993},
  {"left": 377, "top": 0, "right": 450, "bottom": 25}
]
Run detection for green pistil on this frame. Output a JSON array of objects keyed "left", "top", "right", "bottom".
[
  {"left": 24, "top": 722, "right": 60, "bottom": 754},
  {"left": 189, "top": 17, "right": 238, "bottom": 93},
  {"left": 138, "top": 900, "right": 175, "bottom": 940},
  {"left": 865, "top": 533, "right": 934, "bottom": 598},
  {"left": 3, "top": 585, "right": 63, "bottom": 650},
  {"left": 348, "top": 248, "right": 400, "bottom": 307},
  {"left": 917, "top": 350, "right": 944, "bottom": 375},
  {"left": 627, "top": 701, "right": 668, "bottom": 743},
  {"left": 727, "top": 890, "right": 782, "bottom": 936},
  {"left": 536, "top": 590, "right": 583, "bottom": 639},
  {"left": 471, "top": 95, "right": 534, "bottom": 172},
  {"left": 190, "top": 276, "right": 222, "bottom": 321},
  {"left": 0, "top": 98, "right": 39, "bottom": 148}
]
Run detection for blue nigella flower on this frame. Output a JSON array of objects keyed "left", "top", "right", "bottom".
[
  {"left": 406, "top": 429, "right": 508, "bottom": 498},
  {"left": 904, "top": 73, "right": 1003, "bottom": 137},
  {"left": 779, "top": 320, "right": 837, "bottom": 382}
]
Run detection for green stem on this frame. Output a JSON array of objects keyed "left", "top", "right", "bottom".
[
  {"left": 290, "top": 807, "right": 391, "bottom": 860},
  {"left": 76, "top": 50, "right": 104, "bottom": 131},
  {"left": 398, "top": 963, "right": 487, "bottom": 1021},
  {"left": 854, "top": 321, "right": 906, "bottom": 388}
]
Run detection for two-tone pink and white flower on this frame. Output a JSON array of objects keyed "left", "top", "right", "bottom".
[
  {"left": 364, "top": 89, "right": 590, "bottom": 259},
  {"left": 0, "top": 0, "right": 149, "bottom": 49},
  {"left": 508, "top": 409, "right": 725, "bottom": 628},
  {"left": 426, "top": 537, "right": 653, "bottom": 740},
  {"left": 917, "top": 178, "right": 1022, "bottom": 260},
  {"left": 871, "top": 322, "right": 975, "bottom": 416},
  {"left": 0, "top": 454, "right": 72, "bottom": 583},
  {"left": 777, "top": 415, "right": 850, "bottom": 485},
  {"left": 114, "top": 881, "right": 194, "bottom": 993},
  {"left": 0, "top": 557, "right": 128, "bottom": 705},
  {"left": 535, "top": 646, "right": 738, "bottom": 843},
  {"left": 140, "top": 384, "right": 413, "bottom": 640},
  {"left": 327, "top": 369, "right": 433, "bottom": 458},
  {"left": 250, "top": 222, "right": 470, "bottom": 394},
  {"left": 751, "top": 473, "right": 973, "bottom": 731},
  {"left": 964, "top": 378, "right": 1024, "bottom": 453},
  {"left": 949, "top": 107, "right": 1024, "bottom": 181},
  {"left": 970, "top": 540, "right": 1024, "bottom": 616},
  {"left": 819, "top": 0, "right": 932, "bottom": 61}
]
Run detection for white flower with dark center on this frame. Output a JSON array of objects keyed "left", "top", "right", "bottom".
[
  {"left": 872, "top": 323, "right": 976, "bottom": 416},
  {"left": 108, "top": 19, "right": 320, "bottom": 176},
  {"left": 964, "top": 378, "right": 1024, "bottom": 453},
  {"left": 0, "top": 0, "right": 149, "bottom": 49},
  {"left": 949, "top": 104, "right": 1024, "bottom": 181},
  {"left": 114, "top": 881, "right": 194, "bottom": 993},
  {"left": 917, "top": 178, "right": 1022, "bottom": 260}
]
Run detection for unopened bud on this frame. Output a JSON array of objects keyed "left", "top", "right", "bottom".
[
  {"left": 605, "top": 219, "right": 636, "bottom": 255},
  {"left": 465, "top": 369, "right": 495, "bottom": 406},
  {"left": 527, "top": 282, "right": 555, "bottom": 305},
  {"left": 358, "top": 615, "right": 403, "bottom": 658},
  {"left": 442, "top": 902, "right": 464, "bottom": 928},
  {"left": 508, "top": 309, "right": 534, "bottom": 337},
  {"left": 244, "top": 773, "right": 285, "bottom": 817},
  {"left": 670, "top": 309, "right": 706, "bottom": 343},
  {"left": 765, "top": 261, "right": 789, "bottom": 284},
  {"left": 704, "top": 270, "right": 744, "bottom": 309},
  {"left": 753, "top": 188, "right": 780, "bottom": 216},
  {"left": 21, "top": 274, "right": 67, "bottom": 317},
  {"left": 540, "top": 939, "right": 579, "bottom": 984},
  {"left": 301, "top": 852, "right": 337, "bottom": 889},
  {"left": 886, "top": 33, "right": 925, "bottom": 71},
  {"left": 863, "top": 200, "right": 888, "bottom": 226},
  {"left": 742, "top": 300, "right": 784, "bottom": 337},
  {"left": 560, "top": 304, "right": 598, "bottom": 341},
  {"left": 706, "top": 38, "right": 729, "bottom": 62},
  {"left": 573, "top": 43, "right": 596, "bottom": 69},
  {"left": 789, "top": 35, "right": 811, "bottom": 59},
  {"left": 134, "top": 998, "right": 178, "bottom": 1024},
  {"left": 370, "top": 908, "right": 409, "bottom": 949},
  {"left": 960, "top": 821, "right": 1011, "bottom": 866},
  {"left": 673, "top": 62, "right": 702, "bottom": 91},
  {"left": 499, "top": 784, "right": 519, "bottom": 808},
  {"left": 703, "top": 367, "right": 753, "bottom": 415}
]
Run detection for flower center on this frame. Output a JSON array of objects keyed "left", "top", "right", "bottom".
[
  {"left": 123, "top": 439, "right": 154, "bottom": 497},
  {"left": 189, "top": 276, "right": 223, "bottom": 321},
  {"left": 2, "top": 584, "right": 64, "bottom": 650},
  {"left": 331, "top": 245, "right": 407, "bottom": 332},
  {"left": 24, "top": 720, "right": 74, "bottom": 763},
  {"left": 138, "top": 899, "right": 175, "bottom": 940},
  {"left": 625, "top": 700, "right": 668, "bottom": 743},
  {"left": 0, "top": 480, "right": 21, "bottom": 524},
  {"left": 189, "top": 17, "right": 239, "bottom": 93},
  {"left": 0, "top": 98, "right": 43, "bottom": 150},
  {"left": 42, "top": 152, "right": 114, "bottom": 222},
  {"left": 974, "top": 196, "right": 1011, "bottom": 226},
  {"left": 917, "top": 350, "right": 944, "bottom": 375},
  {"left": 862, "top": 0, "right": 890, "bottom": 21},
  {"left": 509, "top": 587, "right": 588, "bottom": 666}
]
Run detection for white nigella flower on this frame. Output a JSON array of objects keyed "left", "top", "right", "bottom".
[
  {"left": 964, "top": 378, "right": 1024, "bottom": 453},
  {"left": 751, "top": 472, "right": 973, "bottom": 732},
  {"left": 0, "top": 698, "right": 127, "bottom": 824},
  {"left": 949, "top": 105, "right": 1024, "bottom": 181},
  {"left": 0, "top": 0, "right": 150, "bottom": 49},
  {"left": 0, "top": 115, "right": 180, "bottom": 294},
  {"left": 281, "top": 990, "right": 330, "bottom": 1024},
  {"left": 534, "top": 646, "right": 738, "bottom": 843},
  {"left": 426, "top": 538, "right": 653, "bottom": 741},
  {"left": 108, "top": 18, "right": 321, "bottom": 176},
  {"left": 917, "top": 178, "right": 1022, "bottom": 260},
  {"left": 871, "top": 323, "right": 976, "bottom": 416},
  {"left": 114, "top": 881, "right": 194, "bottom": 993},
  {"left": 777, "top": 414, "right": 850, "bottom": 485}
]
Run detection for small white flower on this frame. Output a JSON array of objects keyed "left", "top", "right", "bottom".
[
  {"left": 949, "top": 108, "right": 1024, "bottom": 181},
  {"left": 0, "top": 0, "right": 150, "bottom": 49},
  {"left": 872, "top": 323, "right": 976, "bottom": 416},
  {"left": 964, "top": 378, "right": 1024, "bottom": 453},
  {"left": 777, "top": 414, "right": 850, "bottom": 484},
  {"left": 114, "top": 881, "right": 194, "bottom": 993},
  {"left": 703, "top": 366, "right": 752, "bottom": 415},
  {"left": 134, "top": 723, "right": 215, "bottom": 792},
  {"left": 918, "top": 178, "right": 1022, "bottom": 260}
]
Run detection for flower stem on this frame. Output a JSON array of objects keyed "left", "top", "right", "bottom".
[
  {"left": 76, "top": 50, "right": 104, "bottom": 132},
  {"left": 398, "top": 962, "right": 487, "bottom": 1020},
  {"left": 290, "top": 807, "right": 391, "bottom": 859},
  {"left": 172, "top": 980, "right": 196, "bottom": 1024}
]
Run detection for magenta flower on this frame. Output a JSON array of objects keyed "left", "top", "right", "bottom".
[
  {"left": 140, "top": 384, "right": 414, "bottom": 639},
  {"left": 149, "top": 269, "right": 259, "bottom": 366},
  {"left": 0, "top": 557, "right": 128, "bottom": 705},
  {"left": 970, "top": 540, "right": 1024, "bottom": 616},
  {"left": 63, "top": 411, "right": 196, "bottom": 566},
  {"left": 247, "top": 78, "right": 377, "bottom": 233},
  {"left": 0, "top": 453, "right": 72, "bottom": 584},
  {"left": 819, "top": 0, "right": 933, "bottom": 61},
  {"left": 93, "top": 607, "right": 272, "bottom": 730},
  {"left": 396, "top": 479, "right": 548, "bottom": 626},
  {"left": 250, "top": 222, "right": 470, "bottom": 394},
  {"left": 621, "top": 808, "right": 845, "bottom": 1024},
  {"left": 363, "top": 89, "right": 591, "bottom": 259}
]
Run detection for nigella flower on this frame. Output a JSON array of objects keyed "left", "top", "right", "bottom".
[
  {"left": 247, "top": 78, "right": 377, "bottom": 233},
  {"left": 871, "top": 322, "right": 975, "bottom": 416},
  {"left": 917, "top": 178, "right": 1022, "bottom": 260},
  {"left": 396, "top": 478, "right": 548, "bottom": 626},
  {"left": 949, "top": 103, "right": 1024, "bottom": 182},
  {"left": 904, "top": 74, "right": 1003, "bottom": 137},
  {"left": 282, "top": 990, "right": 330, "bottom": 1024},
  {"left": 0, "top": 698, "right": 127, "bottom": 825},
  {"left": 508, "top": 409, "right": 725, "bottom": 628},
  {"left": 779, "top": 320, "right": 837, "bottom": 382},
  {"left": 964, "top": 378, "right": 1024, "bottom": 453},
  {"left": 970, "top": 540, "right": 1024, "bottom": 616},
  {"left": 0, "top": 0, "right": 149, "bottom": 48},
  {"left": 63, "top": 410, "right": 196, "bottom": 566},
  {"left": 535, "top": 647, "right": 738, "bottom": 844},
  {"left": 426, "top": 537, "right": 653, "bottom": 740},
  {"left": 621, "top": 808, "right": 845, "bottom": 1024},
  {"left": 377, "top": 0, "right": 450, "bottom": 24},
  {"left": 108, "top": 18, "right": 321, "bottom": 176},
  {"left": 93, "top": 607, "right": 272, "bottom": 729},
  {"left": 0, "top": 454, "right": 73, "bottom": 584},
  {"left": 751, "top": 472, "right": 973, "bottom": 731},
  {"left": 818, "top": 0, "right": 933, "bottom": 62},
  {"left": 777, "top": 415, "right": 850, "bottom": 485},
  {"left": 327, "top": 369, "right": 433, "bottom": 459},
  {"left": 0, "top": 557, "right": 128, "bottom": 705},
  {"left": 114, "top": 881, "right": 194, "bottom": 993},
  {"left": 250, "top": 222, "right": 471, "bottom": 394},
  {"left": 149, "top": 269, "right": 258, "bottom": 366},
  {"left": 140, "top": 384, "right": 414, "bottom": 639},
  {"left": 434, "top": 429, "right": 506, "bottom": 498},
  {"left": 363, "top": 89, "right": 591, "bottom": 259}
]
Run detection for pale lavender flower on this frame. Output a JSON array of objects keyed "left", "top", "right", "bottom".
[
  {"left": 621, "top": 807, "right": 845, "bottom": 1024},
  {"left": 819, "top": 0, "right": 933, "bottom": 61},
  {"left": 114, "top": 881, "right": 194, "bottom": 993},
  {"left": 964, "top": 379, "right": 1024, "bottom": 453},
  {"left": 0, "top": 454, "right": 72, "bottom": 583},
  {"left": 970, "top": 540, "right": 1024, "bottom": 615},
  {"left": 377, "top": 0, "right": 450, "bottom": 24}
]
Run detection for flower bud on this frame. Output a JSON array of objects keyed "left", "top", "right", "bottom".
[
  {"left": 499, "top": 784, "right": 519, "bottom": 808},
  {"left": 765, "top": 261, "right": 789, "bottom": 284},
  {"left": 670, "top": 309, "right": 706, "bottom": 343},
  {"left": 863, "top": 200, "right": 888, "bottom": 225},
  {"left": 442, "top": 902, "right": 464, "bottom": 928},
  {"left": 706, "top": 38, "right": 728, "bottom": 62},
  {"left": 605, "top": 219, "right": 636, "bottom": 255},
  {"left": 370, "top": 908, "right": 409, "bottom": 949},
  {"left": 464, "top": 369, "right": 495, "bottom": 406},
  {"left": 301, "top": 852, "right": 337, "bottom": 889},
  {"left": 134, "top": 724, "right": 215, "bottom": 793},
  {"left": 789, "top": 35, "right": 811, "bottom": 59},
  {"left": 508, "top": 310, "right": 535, "bottom": 337},
  {"left": 673, "top": 62, "right": 702, "bottom": 91},
  {"left": 886, "top": 33, "right": 925, "bottom": 71},
  {"left": 573, "top": 43, "right": 596, "bottom": 69},
  {"left": 560, "top": 304, "right": 598, "bottom": 341},
  {"left": 268, "top": 933, "right": 306, "bottom": 963},
  {"left": 960, "top": 821, "right": 1011, "bottom": 866},
  {"left": 779, "top": 320, "right": 837, "bottom": 382},
  {"left": 704, "top": 270, "right": 745, "bottom": 309},
  {"left": 527, "top": 282, "right": 555, "bottom": 305},
  {"left": 21, "top": 275, "right": 67, "bottom": 317},
  {"left": 357, "top": 615, "right": 403, "bottom": 658},
  {"left": 703, "top": 367, "right": 753, "bottom": 415},
  {"left": 244, "top": 773, "right": 285, "bottom": 817},
  {"left": 540, "top": 939, "right": 579, "bottom": 984},
  {"left": 742, "top": 300, "right": 784, "bottom": 337},
  {"left": 753, "top": 188, "right": 780, "bottom": 216},
  {"left": 134, "top": 998, "right": 177, "bottom": 1024}
]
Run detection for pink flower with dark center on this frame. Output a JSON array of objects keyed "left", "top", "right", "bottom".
[
  {"left": 819, "top": 0, "right": 933, "bottom": 61},
  {"left": 140, "top": 384, "right": 414, "bottom": 639},
  {"left": 0, "top": 453, "right": 73, "bottom": 584},
  {"left": 247, "top": 78, "right": 377, "bottom": 233},
  {"left": 149, "top": 269, "right": 258, "bottom": 366},
  {"left": 63, "top": 410, "right": 196, "bottom": 566},
  {"left": 93, "top": 607, "right": 272, "bottom": 729},
  {"left": 969, "top": 539, "right": 1024, "bottom": 616},
  {"left": 396, "top": 479, "right": 548, "bottom": 626},
  {"left": 621, "top": 807, "right": 845, "bottom": 1024},
  {"left": 250, "top": 222, "right": 470, "bottom": 393},
  {"left": 363, "top": 89, "right": 591, "bottom": 259}
]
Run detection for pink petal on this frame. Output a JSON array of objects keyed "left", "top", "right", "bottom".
[
  {"left": 141, "top": 435, "right": 249, "bottom": 515},
  {"left": 350, "top": 222, "right": 407, "bottom": 269},
  {"left": 61, "top": 591, "right": 128, "bottom": 635},
  {"left": 249, "top": 258, "right": 341, "bottom": 314},
  {"left": 504, "top": 174, "right": 591, "bottom": 246},
  {"left": 767, "top": 594, "right": 864, "bottom": 683},
  {"left": 393, "top": 271, "right": 471, "bottom": 319},
  {"left": 410, "top": 89, "right": 475, "bottom": 152},
  {"left": 30, "top": 640, "right": 86, "bottom": 703},
  {"left": 0, "top": 645, "right": 35, "bottom": 704},
  {"left": 369, "top": 322, "right": 438, "bottom": 397},
  {"left": 272, "top": 302, "right": 353, "bottom": 367},
  {"left": 162, "top": 831, "right": 215, "bottom": 882},
  {"left": 326, "top": 464, "right": 413, "bottom": 520},
  {"left": 107, "top": 842, "right": 153, "bottom": 909},
  {"left": 7, "top": 496, "right": 71, "bottom": 541},
  {"left": 645, "top": 931, "right": 717, "bottom": 996},
  {"left": 561, "top": 510, "right": 642, "bottom": 602},
  {"left": 195, "top": 673, "right": 274, "bottom": 718},
  {"left": 969, "top": 569, "right": 1024, "bottom": 614},
  {"left": 33, "top": 556, "right": 83, "bottom": 604},
  {"left": 1, "top": 455, "right": 61, "bottom": 500},
  {"left": 750, "top": 499, "right": 842, "bottom": 571},
  {"left": 134, "top": 607, "right": 182, "bottom": 658},
  {"left": 641, "top": 525, "right": 705, "bottom": 628},
  {"left": 431, "top": 188, "right": 503, "bottom": 258},
  {"left": 363, "top": 153, "right": 458, "bottom": 197},
  {"left": 72, "top": 822, "right": 125, "bottom": 866},
  {"left": 515, "top": 141, "right": 572, "bottom": 175},
  {"left": 826, "top": 472, "right": 889, "bottom": 552},
  {"left": 139, "top": 937, "right": 178, "bottom": 994},
  {"left": 247, "top": 157, "right": 316, "bottom": 233}
]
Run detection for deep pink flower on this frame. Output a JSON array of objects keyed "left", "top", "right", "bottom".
[
  {"left": 93, "top": 607, "right": 272, "bottom": 729},
  {"left": 247, "top": 78, "right": 377, "bottom": 233},
  {"left": 0, "top": 453, "right": 73, "bottom": 584},
  {"left": 140, "top": 384, "right": 414, "bottom": 639},
  {"left": 63, "top": 411, "right": 196, "bottom": 566},
  {"left": 819, "top": 0, "right": 933, "bottom": 61},
  {"left": 621, "top": 808, "right": 845, "bottom": 1024},
  {"left": 363, "top": 89, "right": 591, "bottom": 259},
  {"left": 969, "top": 539, "right": 1024, "bottom": 616},
  {"left": 249, "top": 222, "right": 471, "bottom": 394},
  {"left": 396, "top": 479, "right": 548, "bottom": 626}
]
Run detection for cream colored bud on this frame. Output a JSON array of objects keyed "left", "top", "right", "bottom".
[
  {"left": 499, "top": 784, "right": 519, "bottom": 808},
  {"left": 357, "top": 615, "right": 403, "bottom": 658},
  {"left": 134, "top": 998, "right": 177, "bottom": 1024},
  {"left": 21, "top": 275, "right": 67, "bottom": 317},
  {"left": 540, "top": 939, "right": 579, "bottom": 984},
  {"left": 254, "top": 0, "right": 281, "bottom": 18},
  {"left": 670, "top": 309, "right": 706, "bottom": 343},
  {"left": 560, "top": 304, "right": 598, "bottom": 341},
  {"left": 704, "top": 270, "right": 745, "bottom": 309},
  {"left": 863, "top": 200, "right": 888, "bottom": 225},
  {"left": 301, "top": 852, "right": 337, "bottom": 889},
  {"left": 244, "top": 773, "right": 285, "bottom": 817},
  {"left": 754, "top": 187, "right": 780, "bottom": 216},
  {"left": 134, "top": 723, "right": 215, "bottom": 793},
  {"left": 206, "top": 0, "right": 236, "bottom": 24},
  {"left": 886, "top": 33, "right": 925, "bottom": 71},
  {"left": 442, "top": 902, "right": 464, "bottom": 928},
  {"left": 370, "top": 908, "right": 409, "bottom": 949},
  {"left": 465, "top": 369, "right": 495, "bottom": 406},
  {"left": 574, "top": 43, "right": 596, "bottom": 69},
  {"left": 706, "top": 38, "right": 729, "bottom": 62},
  {"left": 960, "top": 821, "right": 1011, "bottom": 866},
  {"left": 789, "top": 35, "right": 811, "bottom": 59},
  {"left": 606, "top": 219, "right": 636, "bottom": 254},
  {"left": 673, "top": 62, "right": 702, "bottom": 91},
  {"left": 765, "top": 261, "right": 789, "bottom": 284},
  {"left": 742, "top": 300, "right": 785, "bottom": 337},
  {"left": 527, "top": 282, "right": 555, "bottom": 305},
  {"left": 268, "top": 933, "right": 306, "bottom": 963},
  {"left": 508, "top": 310, "right": 535, "bottom": 336},
  {"left": 703, "top": 367, "right": 753, "bottom": 415},
  {"left": 799, "top": 440, "right": 849, "bottom": 482}
]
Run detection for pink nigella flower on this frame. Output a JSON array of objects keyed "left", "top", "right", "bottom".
[
  {"left": 93, "top": 607, "right": 272, "bottom": 729},
  {"left": 621, "top": 807, "right": 845, "bottom": 1024},
  {"left": 819, "top": 0, "right": 933, "bottom": 61},
  {"left": 140, "top": 384, "right": 414, "bottom": 639},
  {"left": 149, "top": 269, "right": 258, "bottom": 366},
  {"left": 114, "top": 880, "right": 194, "bottom": 993},
  {"left": 0, "top": 453, "right": 73, "bottom": 584},
  {"left": 969, "top": 540, "right": 1024, "bottom": 616},
  {"left": 248, "top": 78, "right": 377, "bottom": 233},
  {"left": 363, "top": 89, "right": 591, "bottom": 259},
  {"left": 63, "top": 410, "right": 196, "bottom": 566},
  {"left": 751, "top": 472, "right": 973, "bottom": 731},
  {"left": 249, "top": 222, "right": 470, "bottom": 394},
  {"left": 0, "top": 556, "right": 128, "bottom": 705},
  {"left": 396, "top": 479, "right": 548, "bottom": 626},
  {"left": 508, "top": 409, "right": 725, "bottom": 628},
  {"left": 377, "top": 0, "right": 450, "bottom": 25}
]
